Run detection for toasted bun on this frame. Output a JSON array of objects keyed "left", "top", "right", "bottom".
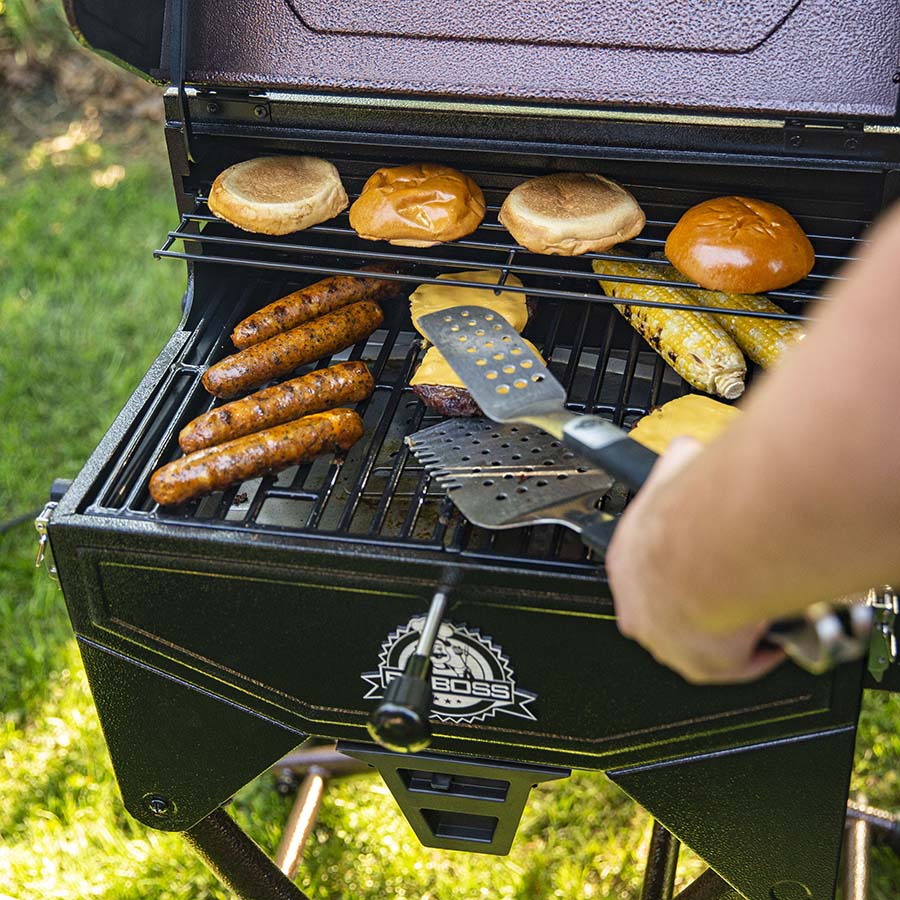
[
  {"left": 665, "top": 196, "right": 815, "bottom": 294},
  {"left": 498, "top": 173, "right": 645, "bottom": 256},
  {"left": 349, "top": 163, "right": 485, "bottom": 247},
  {"left": 208, "top": 156, "right": 348, "bottom": 236}
]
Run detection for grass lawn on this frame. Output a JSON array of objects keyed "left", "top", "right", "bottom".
[{"left": 1, "top": 104, "right": 899, "bottom": 900}]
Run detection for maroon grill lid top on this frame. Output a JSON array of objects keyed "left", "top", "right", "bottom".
[{"left": 70, "top": 0, "right": 900, "bottom": 119}]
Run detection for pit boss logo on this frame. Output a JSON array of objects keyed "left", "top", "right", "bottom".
[{"left": 362, "top": 617, "right": 537, "bottom": 724}]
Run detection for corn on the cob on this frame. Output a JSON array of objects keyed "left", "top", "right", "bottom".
[
  {"left": 592, "top": 256, "right": 746, "bottom": 400},
  {"left": 654, "top": 261, "right": 805, "bottom": 368}
]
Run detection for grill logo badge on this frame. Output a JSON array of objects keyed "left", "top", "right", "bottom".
[{"left": 362, "top": 617, "right": 537, "bottom": 724}]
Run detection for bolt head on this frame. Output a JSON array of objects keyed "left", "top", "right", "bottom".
[
  {"left": 893, "top": 71, "right": 900, "bottom": 83},
  {"left": 789, "top": 135, "right": 803, "bottom": 148},
  {"left": 253, "top": 105, "right": 268, "bottom": 119},
  {"left": 844, "top": 136, "right": 859, "bottom": 150},
  {"left": 147, "top": 795, "right": 170, "bottom": 816},
  {"left": 206, "top": 101, "right": 220, "bottom": 114}
]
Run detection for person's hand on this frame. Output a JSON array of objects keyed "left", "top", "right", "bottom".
[{"left": 605, "top": 437, "right": 786, "bottom": 684}]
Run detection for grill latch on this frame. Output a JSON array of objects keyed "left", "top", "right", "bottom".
[
  {"left": 33, "top": 478, "right": 72, "bottom": 584},
  {"left": 34, "top": 501, "right": 59, "bottom": 582},
  {"left": 867, "top": 586, "right": 898, "bottom": 683}
]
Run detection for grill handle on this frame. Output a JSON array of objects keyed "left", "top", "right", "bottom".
[{"left": 366, "top": 590, "right": 449, "bottom": 753}]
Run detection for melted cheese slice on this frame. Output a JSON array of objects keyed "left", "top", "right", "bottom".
[
  {"left": 630, "top": 394, "right": 740, "bottom": 454},
  {"left": 410, "top": 269, "right": 528, "bottom": 338},
  {"left": 411, "top": 340, "right": 545, "bottom": 388}
]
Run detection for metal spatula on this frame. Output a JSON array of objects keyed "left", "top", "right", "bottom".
[
  {"left": 416, "top": 306, "right": 659, "bottom": 495},
  {"left": 405, "top": 418, "right": 615, "bottom": 546}
]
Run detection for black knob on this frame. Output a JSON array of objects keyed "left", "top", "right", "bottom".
[{"left": 367, "top": 655, "right": 432, "bottom": 753}]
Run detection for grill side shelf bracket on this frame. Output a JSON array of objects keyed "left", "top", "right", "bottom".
[{"left": 338, "top": 741, "right": 569, "bottom": 855}]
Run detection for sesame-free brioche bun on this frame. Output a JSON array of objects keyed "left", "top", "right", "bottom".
[
  {"left": 208, "top": 155, "right": 348, "bottom": 236},
  {"left": 665, "top": 196, "right": 815, "bottom": 294},
  {"left": 498, "top": 172, "right": 646, "bottom": 256},
  {"left": 349, "top": 163, "right": 486, "bottom": 247}
]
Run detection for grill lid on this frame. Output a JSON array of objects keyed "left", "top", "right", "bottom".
[{"left": 67, "top": 0, "right": 900, "bottom": 121}]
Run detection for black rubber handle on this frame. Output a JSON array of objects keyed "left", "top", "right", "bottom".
[
  {"left": 562, "top": 419, "right": 658, "bottom": 493},
  {"left": 366, "top": 655, "right": 433, "bottom": 753}
]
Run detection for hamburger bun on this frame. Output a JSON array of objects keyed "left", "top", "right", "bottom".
[
  {"left": 665, "top": 196, "right": 815, "bottom": 294},
  {"left": 498, "top": 172, "right": 646, "bottom": 256},
  {"left": 349, "top": 163, "right": 485, "bottom": 247},
  {"left": 208, "top": 155, "right": 348, "bottom": 236}
]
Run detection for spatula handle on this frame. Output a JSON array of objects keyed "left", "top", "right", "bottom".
[{"left": 562, "top": 416, "right": 658, "bottom": 492}]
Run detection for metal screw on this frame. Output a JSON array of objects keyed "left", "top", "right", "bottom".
[
  {"left": 147, "top": 795, "right": 170, "bottom": 816},
  {"left": 206, "top": 101, "right": 220, "bottom": 115},
  {"left": 845, "top": 136, "right": 859, "bottom": 150},
  {"left": 788, "top": 135, "right": 803, "bottom": 148},
  {"left": 253, "top": 105, "right": 268, "bottom": 119},
  {"left": 275, "top": 767, "right": 298, "bottom": 796},
  {"left": 893, "top": 71, "right": 900, "bottom": 83}
]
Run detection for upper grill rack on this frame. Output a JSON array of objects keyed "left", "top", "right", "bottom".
[{"left": 154, "top": 165, "right": 869, "bottom": 321}]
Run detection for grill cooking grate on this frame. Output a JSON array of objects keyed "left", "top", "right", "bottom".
[{"left": 78, "top": 161, "right": 872, "bottom": 574}]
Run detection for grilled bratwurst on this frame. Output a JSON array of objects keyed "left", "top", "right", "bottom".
[
  {"left": 231, "top": 266, "right": 401, "bottom": 349},
  {"left": 202, "top": 300, "right": 384, "bottom": 398},
  {"left": 150, "top": 408, "right": 364, "bottom": 506},
  {"left": 180, "top": 361, "right": 373, "bottom": 453}
]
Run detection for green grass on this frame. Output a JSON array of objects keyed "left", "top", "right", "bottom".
[{"left": 1, "top": 110, "right": 899, "bottom": 900}]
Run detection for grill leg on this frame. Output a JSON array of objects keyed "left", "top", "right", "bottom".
[
  {"left": 274, "top": 767, "right": 328, "bottom": 879},
  {"left": 641, "top": 820, "right": 680, "bottom": 900},
  {"left": 184, "top": 807, "right": 311, "bottom": 900},
  {"left": 843, "top": 815, "right": 871, "bottom": 900}
]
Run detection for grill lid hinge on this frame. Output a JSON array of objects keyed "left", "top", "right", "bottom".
[
  {"left": 784, "top": 118, "right": 865, "bottom": 155},
  {"left": 192, "top": 91, "right": 272, "bottom": 124}
]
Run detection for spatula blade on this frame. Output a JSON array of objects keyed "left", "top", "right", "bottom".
[
  {"left": 405, "top": 418, "right": 613, "bottom": 531},
  {"left": 416, "top": 307, "right": 567, "bottom": 426}
]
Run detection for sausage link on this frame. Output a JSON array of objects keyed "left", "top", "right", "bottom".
[
  {"left": 232, "top": 265, "right": 402, "bottom": 349},
  {"left": 150, "top": 408, "right": 364, "bottom": 506},
  {"left": 180, "top": 361, "right": 374, "bottom": 453},
  {"left": 202, "top": 299, "right": 384, "bottom": 398}
]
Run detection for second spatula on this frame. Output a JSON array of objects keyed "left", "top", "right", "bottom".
[{"left": 416, "top": 305, "right": 659, "bottom": 492}]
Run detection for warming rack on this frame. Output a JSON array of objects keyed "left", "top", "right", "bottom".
[{"left": 155, "top": 166, "right": 870, "bottom": 320}]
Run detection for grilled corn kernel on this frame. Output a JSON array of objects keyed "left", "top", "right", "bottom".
[
  {"left": 592, "top": 256, "right": 746, "bottom": 399},
  {"left": 657, "top": 262, "right": 805, "bottom": 368}
]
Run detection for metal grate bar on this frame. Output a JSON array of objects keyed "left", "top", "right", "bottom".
[{"left": 158, "top": 200, "right": 841, "bottom": 312}]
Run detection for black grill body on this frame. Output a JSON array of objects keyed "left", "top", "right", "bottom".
[{"left": 53, "top": 4, "right": 900, "bottom": 899}]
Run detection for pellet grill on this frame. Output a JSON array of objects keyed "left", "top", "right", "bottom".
[{"left": 43, "top": 2, "right": 900, "bottom": 898}]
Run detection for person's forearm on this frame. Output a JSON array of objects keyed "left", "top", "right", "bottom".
[{"left": 637, "top": 207, "right": 900, "bottom": 632}]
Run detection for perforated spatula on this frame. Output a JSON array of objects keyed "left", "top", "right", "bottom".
[
  {"left": 416, "top": 305, "right": 659, "bottom": 495},
  {"left": 405, "top": 418, "right": 616, "bottom": 550}
]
